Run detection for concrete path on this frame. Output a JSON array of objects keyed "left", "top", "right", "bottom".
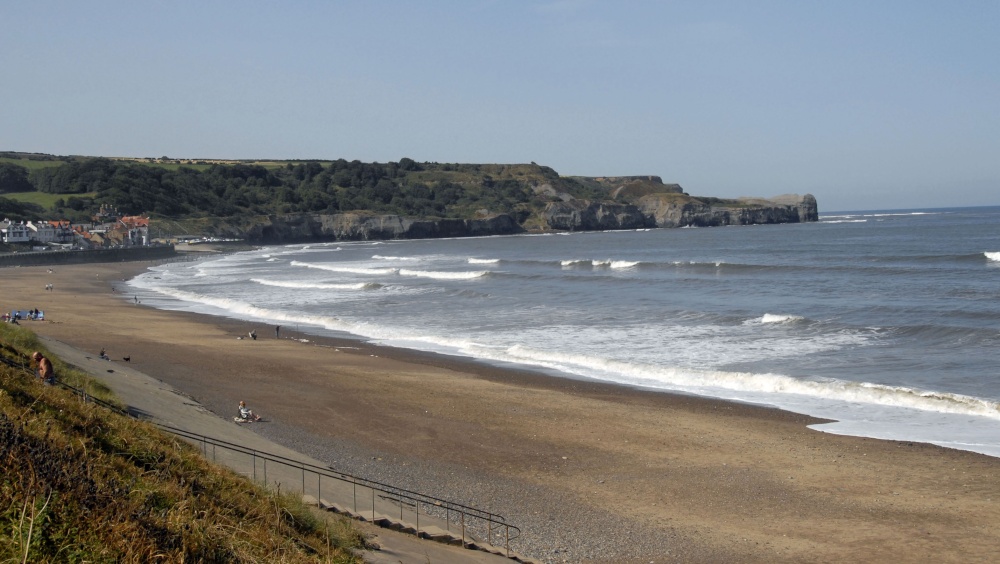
[{"left": 40, "top": 335, "right": 524, "bottom": 564}]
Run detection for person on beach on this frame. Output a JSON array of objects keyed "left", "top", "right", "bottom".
[
  {"left": 275, "top": 325, "right": 280, "bottom": 339},
  {"left": 33, "top": 352, "right": 55, "bottom": 385},
  {"left": 249, "top": 329, "right": 257, "bottom": 341},
  {"left": 238, "top": 400, "right": 261, "bottom": 421}
]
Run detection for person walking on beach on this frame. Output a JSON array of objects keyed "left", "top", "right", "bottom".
[
  {"left": 275, "top": 325, "right": 280, "bottom": 339},
  {"left": 33, "top": 351, "right": 55, "bottom": 385}
]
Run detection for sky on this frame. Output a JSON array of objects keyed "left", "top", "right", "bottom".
[{"left": 2, "top": 1, "right": 997, "bottom": 212}]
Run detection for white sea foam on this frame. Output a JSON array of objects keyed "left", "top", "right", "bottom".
[
  {"left": 250, "top": 278, "right": 375, "bottom": 290},
  {"left": 137, "top": 286, "right": 354, "bottom": 333},
  {"left": 610, "top": 261, "right": 639, "bottom": 269},
  {"left": 560, "top": 259, "right": 589, "bottom": 266},
  {"left": 373, "top": 255, "right": 418, "bottom": 261},
  {"left": 291, "top": 261, "right": 398, "bottom": 275},
  {"left": 398, "top": 269, "right": 488, "bottom": 280},
  {"left": 757, "top": 313, "right": 805, "bottom": 324},
  {"left": 985, "top": 252, "right": 1000, "bottom": 262},
  {"left": 822, "top": 219, "right": 868, "bottom": 224},
  {"left": 468, "top": 258, "right": 500, "bottom": 264},
  {"left": 496, "top": 344, "right": 1000, "bottom": 421}
]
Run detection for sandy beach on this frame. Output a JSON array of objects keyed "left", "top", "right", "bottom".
[{"left": 4, "top": 259, "right": 999, "bottom": 563}]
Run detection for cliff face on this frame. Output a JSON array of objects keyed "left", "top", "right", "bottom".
[
  {"left": 637, "top": 193, "right": 818, "bottom": 228},
  {"left": 210, "top": 193, "right": 818, "bottom": 242},
  {"left": 541, "top": 200, "right": 654, "bottom": 231},
  {"left": 545, "top": 194, "right": 818, "bottom": 231},
  {"left": 238, "top": 213, "right": 524, "bottom": 243}
]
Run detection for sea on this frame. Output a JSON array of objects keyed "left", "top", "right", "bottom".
[{"left": 128, "top": 206, "right": 1000, "bottom": 458}]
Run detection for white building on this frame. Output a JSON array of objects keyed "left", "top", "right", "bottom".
[
  {"left": 0, "top": 220, "right": 31, "bottom": 243},
  {"left": 26, "top": 221, "right": 74, "bottom": 244}
]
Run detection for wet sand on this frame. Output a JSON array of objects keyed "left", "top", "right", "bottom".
[{"left": 4, "top": 260, "right": 999, "bottom": 562}]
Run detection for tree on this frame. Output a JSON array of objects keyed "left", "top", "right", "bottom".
[{"left": 0, "top": 163, "right": 33, "bottom": 193}]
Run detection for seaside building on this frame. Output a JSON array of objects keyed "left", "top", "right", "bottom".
[
  {"left": 26, "top": 221, "right": 75, "bottom": 244},
  {"left": 0, "top": 220, "right": 31, "bottom": 244},
  {"left": 2, "top": 212, "right": 153, "bottom": 249},
  {"left": 115, "top": 216, "right": 150, "bottom": 247}
]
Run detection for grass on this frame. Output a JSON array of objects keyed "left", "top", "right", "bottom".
[
  {"left": 0, "top": 324, "right": 365, "bottom": 563},
  {"left": 2, "top": 191, "right": 98, "bottom": 208},
  {"left": 0, "top": 157, "right": 67, "bottom": 172}
]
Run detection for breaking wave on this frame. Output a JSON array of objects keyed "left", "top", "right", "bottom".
[
  {"left": 290, "top": 261, "right": 398, "bottom": 275},
  {"left": 250, "top": 278, "right": 378, "bottom": 290},
  {"left": 494, "top": 345, "right": 1000, "bottom": 421},
  {"left": 398, "top": 269, "right": 488, "bottom": 280}
]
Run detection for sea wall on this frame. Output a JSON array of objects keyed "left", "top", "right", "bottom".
[{"left": 0, "top": 245, "right": 176, "bottom": 268}]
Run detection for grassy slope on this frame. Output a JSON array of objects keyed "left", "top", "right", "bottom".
[
  {"left": 2, "top": 191, "right": 98, "bottom": 208},
  {"left": 0, "top": 324, "right": 364, "bottom": 563}
]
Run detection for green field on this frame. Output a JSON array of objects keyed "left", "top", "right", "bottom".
[
  {"left": 3, "top": 190, "right": 96, "bottom": 207},
  {"left": 0, "top": 156, "right": 68, "bottom": 171}
]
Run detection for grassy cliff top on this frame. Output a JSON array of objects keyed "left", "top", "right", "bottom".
[{"left": 0, "top": 323, "right": 363, "bottom": 563}]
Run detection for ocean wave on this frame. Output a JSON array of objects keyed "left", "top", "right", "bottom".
[
  {"left": 821, "top": 219, "right": 868, "bottom": 224},
  {"left": 560, "top": 259, "right": 640, "bottom": 269},
  {"left": 756, "top": 313, "right": 806, "bottom": 324},
  {"left": 497, "top": 345, "right": 1000, "bottom": 421},
  {"left": 290, "top": 261, "right": 398, "bottom": 275},
  {"left": 985, "top": 252, "right": 1000, "bottom": 262},
  {"left": 468, "top": 258, "right": 500, "bottom": 264},
  {"left": 372, "top": 255, "right": 418, "bottom": 261},
  {"left": 250, "top": 278, "right": 377, "bottom": 290},
  {"left": 138, "top": 286, "right": 353, "bottom": 332},
  {"left": 398, "top": 269, "right": 488, "bottom": 280}
]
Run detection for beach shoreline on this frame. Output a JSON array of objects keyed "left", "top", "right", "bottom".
[{"left": 5, "top": 259, "right": 999, "bottom": 562}]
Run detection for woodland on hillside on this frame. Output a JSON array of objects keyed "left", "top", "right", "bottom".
[{"left": 0, "top": 155, "right": 611, "bottom": 224}]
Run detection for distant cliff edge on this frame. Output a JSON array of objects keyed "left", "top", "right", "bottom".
[{"left": 198, "top": 178, "right": 817, "bottom": 243}]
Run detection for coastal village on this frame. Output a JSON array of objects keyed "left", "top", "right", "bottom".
[{"left": 0, "top": 205, "right": 150, "bottom": 250}]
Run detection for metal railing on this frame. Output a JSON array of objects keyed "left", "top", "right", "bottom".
[
  {"left": 0, "top": 352, "right": 522, "bottom": 558},
  {"left": 160, "top": 423, "right": 520, "bottom": 555}
]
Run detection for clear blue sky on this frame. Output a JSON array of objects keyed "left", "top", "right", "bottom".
[{"left": 2, "top": 1, "right": 997, "bottom": 212}]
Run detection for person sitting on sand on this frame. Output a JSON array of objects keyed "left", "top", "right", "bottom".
[{"left": 238, "top": 400, "right": 261, "bottom": 422}]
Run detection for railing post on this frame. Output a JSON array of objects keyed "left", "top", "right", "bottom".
[
  {"left": 461, "top": 511, "right": 466, "bottom": 548},
  {"left": 252, "top": 451, "right": 257, "bottom": 481},
  {"left": 263, "top": 459, "right": 267, "bottom": 485},
  {"left": 353, "top": 482, "right": 357, "bottom": 513},
  {"left": 301, "top": 463, "right": 305, "bottom": 495},
  {"left": 372, "top": 487, "right": 376, "bottom": 521},
  {"left": 506, "top": 525, "right": 510, "bottom": 557}
]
